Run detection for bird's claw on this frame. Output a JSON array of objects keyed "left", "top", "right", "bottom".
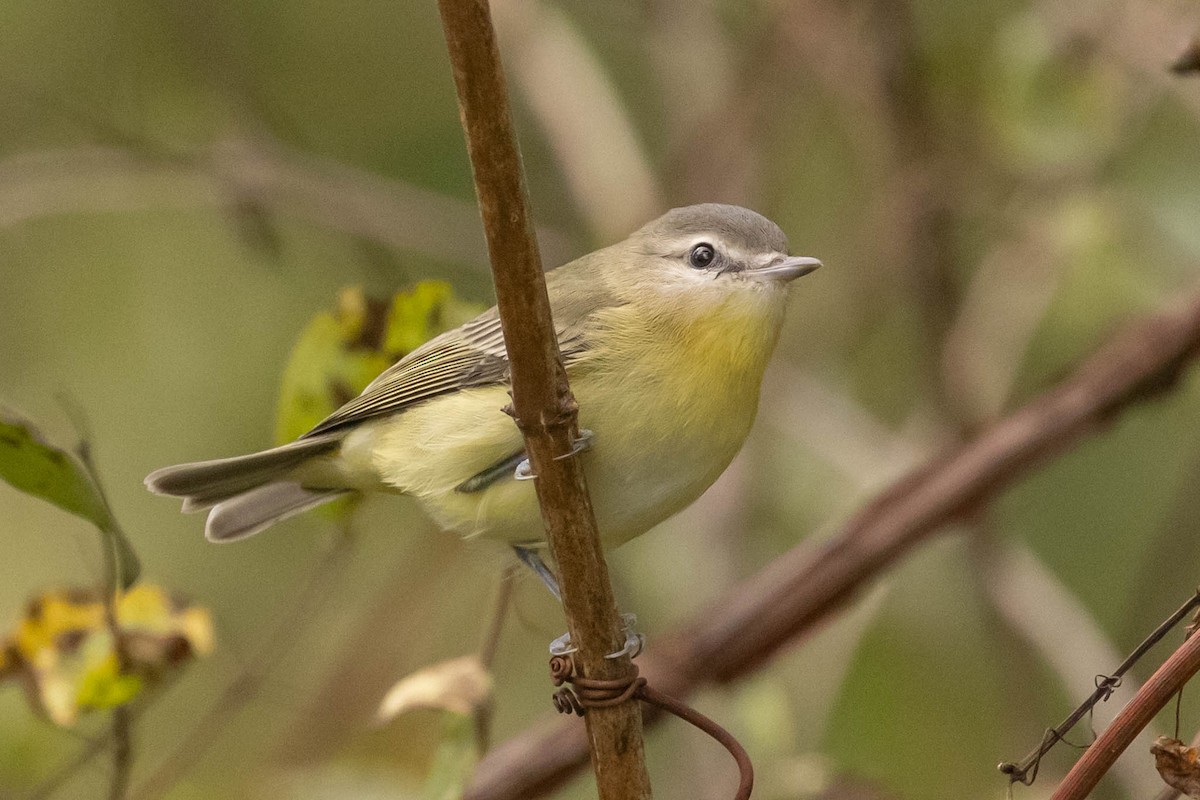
[
  {"left": 514, "top": 458, "right": 536, "bottom": 481},
  {"left": 555, "top": 428, "right": 594, "bottom": 461},
  {"left": 547, "top": 612, "right": 644, "bottom": 660},
  {"left": 549, "top": 631, "right": 577, "bottom": 656},
  {"left": 606, "top": 612, "right": 645, "bottom": 659},
  {"left": 515, "top": 429, "right": 594, "bottom": 480}
]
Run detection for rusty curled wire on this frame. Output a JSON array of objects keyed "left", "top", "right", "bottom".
[{"left": 548, "top": 654, "right": 755, "bottom": 800}]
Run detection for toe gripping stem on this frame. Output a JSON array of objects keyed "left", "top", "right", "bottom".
[
  {"left": 514, "top": 428, "right": 593, "bottom": 481},
  {"left": 549, "top": 612, "right": 643, "bottom": 660}
]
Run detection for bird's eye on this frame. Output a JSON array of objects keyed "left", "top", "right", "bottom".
[{"left": 688, "top": 243, "right": 716, "bottom": 269}]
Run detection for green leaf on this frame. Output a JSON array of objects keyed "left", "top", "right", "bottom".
[
  {"left": 275, "top": 282, "right": 483, "bottom": 445},
  {"left": 0, "top": 408, "right": 110, "bottom": 527},
  {"left": 0, "top": 407, "right": 140, "bottom": 587}
]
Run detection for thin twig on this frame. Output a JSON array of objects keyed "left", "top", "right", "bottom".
[
  {"left": 22, "top": 675, "right": 181, "bottom": 800},
  {"left": 999, "top": 590, "right": 1200, "bottom": 785},
  {"left": 465, "top": 286, "right": 1200, "bottom": 799},
  {"left": 475, "top": 567, "right": 516, "bottom": 754},
  {"left": 435, "top": 0, "right": 652, "bottom": 797},
  {"left": 127, "top": 525, "right": 356, "bottom": 800},
  {"left": 479, "top": 567, "right": 515, "bottom": 672},
  {"left": 1051, "top": 626, "right": 1200, "bottom": 799}
]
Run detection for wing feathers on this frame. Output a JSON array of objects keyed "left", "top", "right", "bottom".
[{"left": 303, "top": 257, "right": 618, "bottom": 437}]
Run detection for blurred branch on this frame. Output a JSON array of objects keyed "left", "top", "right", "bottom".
[
  {"left": 23, "top": 676, "right": 182, "bottom": 800},
  {"left": 653, "top": 1, "right": 759, "bottom": 204},
  {"left": 1051, "top": 623, "right": 1200, "bottom": 799},
  {"left": 491, "top": 0, "right": 662, "bottom": 240},
  {"left": 941, "top": 220, "right": 1066, "bottom": 423},
  {"left": 1039, "top": 2, "right": 1200, "bottom": 121},
  {"left": 466, "top": 286, "right": 1200, "bottom": 799},
  {"left": 779, "top": 0, "right": 979, "bottom": 425},
  {"left": 1171, "top": 37, "right": 1200, "bottom": 75},
  {"left": 436, "top": 0, "right": 651, "bottom": 798},
  {"left": 475, "top": 567, "right": 516, "bottom": 754},
  {"left": 0, "top": 136, "right": 576, "bottom": 270}
]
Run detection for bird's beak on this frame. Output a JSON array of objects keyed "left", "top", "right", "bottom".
[{"left": 746, "top": 255, "right": 822, "bottom": 282}]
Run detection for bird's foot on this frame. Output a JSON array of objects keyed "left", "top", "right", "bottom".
[
  {"left": 514, "top": 458, "right": 535, "bottom": 481},
  {"left": 548, "top": 612, "right": 644, "bottom": 660},
  {"left": 555, "top": 428, "right": 594, "bottom": 461},
  {"left": 514, "top": 429, "right": 594, "bottom": 481}
]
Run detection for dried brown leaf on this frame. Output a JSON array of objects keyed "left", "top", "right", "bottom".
[
  {"left": 377, "top": 655, "right": 493, "bottom": 723},
  {"left": 1153, "top": 735, "right": 1200, "bottom": 797}
]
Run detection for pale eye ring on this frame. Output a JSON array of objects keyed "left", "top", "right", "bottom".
[{"left": 688, "top": 243, "right": 716, "bottom": 269}]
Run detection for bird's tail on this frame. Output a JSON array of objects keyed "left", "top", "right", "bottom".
[{"left": 145, "top": 434, "right": 348, "bottom": 542}]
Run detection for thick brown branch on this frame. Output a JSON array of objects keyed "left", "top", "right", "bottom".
[
  {"left": 1051, "top": 630, "right": 1200, "bottom": 799},
  {"left": 435, "top": 1, "right": 652, "bottom": 798},
  {"left": 466, "top": 288, "right": 1200, "bottom": 799}
]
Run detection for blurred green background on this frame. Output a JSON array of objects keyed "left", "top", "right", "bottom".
[{"left": 4, "top": 1, "right": 1200, "bottom": 798}]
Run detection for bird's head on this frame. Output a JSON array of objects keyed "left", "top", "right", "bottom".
[{"left": 610, "top": 203, "right": 820, "bottom": 324}]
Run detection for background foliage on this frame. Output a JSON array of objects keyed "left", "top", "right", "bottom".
[{"left": 4, "top": 1, "right": 1200, "bottom": 798}]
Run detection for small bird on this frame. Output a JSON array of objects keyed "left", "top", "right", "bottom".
[{"left": 146, "top": 204, "right": 819, "bottom": 591}]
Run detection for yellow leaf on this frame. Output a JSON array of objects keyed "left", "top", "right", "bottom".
[{"left": 0, "top": 584, "right": 213, "bottom": 726}]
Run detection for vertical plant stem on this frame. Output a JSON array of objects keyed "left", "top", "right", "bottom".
[
  {"left": 107, "top": 706, "right": 132, "bottom": 800},
  {"left": 479, "top": 567, "right": 515, "bottom": 671},
  {"left": 475, "top": 567, "right": 515, "bottom": 753},
  {"left": 80, "top": 433, "right": 134, "bottom": 800},
  {"left": 434, "top": 1, "right": 653, "bottom": 798},
  {"left": 96, "top": 526, "right": 132, "bottom": 800}
]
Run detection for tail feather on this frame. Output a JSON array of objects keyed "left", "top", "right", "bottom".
[
  {"left": 205, "top": 483, "right": 348, "bottom": 542},
  {"left": 145, "top": 434, "right": 342, "bottom": 508}
]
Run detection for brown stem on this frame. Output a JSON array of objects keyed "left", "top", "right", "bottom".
[
  {"left": 107, "top": 709, "right": 131, "bottom": 800},
  {"left": 95, "top": 522, "right": 132, "bottom": 800},
  {"left": 1051, "top": 631, "right": 1200, "bottom": 799},
  {"left": 434, "top": 1, "right": 652, "bottom": 798},
  {"left": 465, "top": 286, "right": 1200, "bottom": 799}
]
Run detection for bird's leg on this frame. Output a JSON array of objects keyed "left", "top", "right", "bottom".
[
  {"left": 514, "top": 428, "right": 594, "bottom": 481},
  {"left": 514, "top": 430, "right": 641, "bottom": 658},
  {"left": 513, "top": 545, "right": 560, "bottom": 600}
]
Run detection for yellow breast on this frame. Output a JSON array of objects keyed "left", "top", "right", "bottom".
[
  {"left": 571, "top": 291, "right": 785, "bottom": 545},
  {"left": 351, "top": 285, "right": 788, "bottom": 548}
]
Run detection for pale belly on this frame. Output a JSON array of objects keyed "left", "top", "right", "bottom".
[{"left": 342, "top": 367, "right": 758, "bottom": 549}]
